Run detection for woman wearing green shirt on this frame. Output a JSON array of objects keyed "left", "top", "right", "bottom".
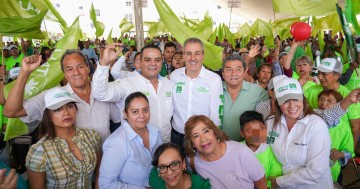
[{"left": 149, "top": 143, "right": 210, "bottom": 189}]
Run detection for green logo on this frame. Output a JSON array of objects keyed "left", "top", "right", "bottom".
[
  {"left": 165, "top": 91, "right": 171, "bottom": 97},
  {"left": 277, "top": 85, "right": 288, "bottom": 93},
  {"left": 54, "top": 92, "right": 71, "bottom": 98},
  {"left": 322, "top": 61, "right": 331, "bottom": 67},
  {"left": 289, "top": 83, "right": 297, "bottom": 90},
  {"left": 196, "top": 86, "right": 209, "bottom": 93},
  {"left": 176, "top": 86, "right": 182, "bottom": 93},
  {"left": 141, "top": 91, "right": 150, "bottom": 97}
]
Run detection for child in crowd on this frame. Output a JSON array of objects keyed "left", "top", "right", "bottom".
[
  {"left": 317, "top": 90, "right": 354, "bottom": 185},
  {"left": 240, "top": 110, "right": 282, "bottom": 188}
]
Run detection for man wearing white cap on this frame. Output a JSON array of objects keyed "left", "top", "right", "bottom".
[
  {"left": 305, "top": 58, "right": 360, "bottom": 148},
  {"left": 266, "top": 77, "right": 333, "bottom": 189},
  {"left": 6, "top": 45, "right": 24, "bottom": 71},
  {"left": 4, "top": 50, "right": 121, "bottom": 144}
]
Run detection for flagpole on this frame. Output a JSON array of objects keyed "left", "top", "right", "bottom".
[{"left": 43, "top": 20, "right": 49, "bottom": 38}]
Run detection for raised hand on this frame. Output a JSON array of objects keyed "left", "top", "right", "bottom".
[
  {"left": 0, "top": 169, "right": 18, "bottom": 189},
  {"left": 21, "top": 55, "right": 42, "bottom": 74},
  {"left": 248, "top": 44, "right": 260, "bottom": 58},
  {"left": 100, "top": 43, "right": 123, "bottom": 66}
]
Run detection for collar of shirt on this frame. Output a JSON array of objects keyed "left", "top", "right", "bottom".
[
  {"left": 64, "top": 82, "right": 94, "bottom": 105},
  {"left": 137, "top": 73, "right": 163, "bottom": 84},
  {"left": 180, "top": 65, "right": 206, "bottom": 79},
  {"left": 122, "top": 121, "right": 159, "bottom": 141}
]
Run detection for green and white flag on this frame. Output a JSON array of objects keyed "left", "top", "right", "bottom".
[
  {"left": 3, "top": 17, "right": 82, "bottom": 140},
  {"left": 0, "top": 0, "right": 48, "bottom": 39},
  {"left": 154, "top": 0, "right": 223, "bottom": 70},
  {"left": 119, "top": 18, "right": 134, "bottom": 35},
  {"left": 90, "top": 3, "right": 105, "bottom": 38}
]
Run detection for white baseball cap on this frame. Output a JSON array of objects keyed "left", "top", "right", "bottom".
[
  {"left": 44, "top": 87, "right": 78, "bottom": 110},
  {"left": 9, "top": 67, "right": 21, "bottom": 79},
  {"left": 315, "top": 58, "right": 343, "bottom": 74},
  {"left": 274, "top": 77, "right": 303, "bottom": 106},
  {"left": 268, "top": 75, "right": 288, "bottom": 90},
  {"left": 2, "top": 46, "right": 9, "bottom": 51},
  {"left": 9, "top": 45, "right": 17, "bottom": 50}
]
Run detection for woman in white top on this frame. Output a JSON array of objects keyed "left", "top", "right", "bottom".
[{"left": 266, "top": 77, "right": 333, "bottom": 189}]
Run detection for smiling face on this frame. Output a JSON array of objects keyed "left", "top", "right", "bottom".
[
  {"left": 63, "top": 54, "right": 90, "bottom": 89},
  {"left": 280, "top": 99, "right": 304, "bottom": 121},
  {"left": 222, "top": 60, "right": 247, "bottom": 88},
  {"left": 140, "top": 48, "right": 163, "bottom": 80},
  {"left": 184, "top": 42, "right": 204, "bottom": 78},
  {"left": 157, "top": 148, "right": 186, "bottom": 188},
  {"left": 190, "top": 121, "right": 219, "bottom": 157},
  {"left": 50, "top": 103, "right": 77, "bottom": 128},
  {"left": 123, "top": 97, "right": 150, "bottom": 132},
  {"left": 164, "top": 46, "right": 176, "bottom": 64},
  {"left": 318, "top": 94, "right": 337, "bottom": 110}
]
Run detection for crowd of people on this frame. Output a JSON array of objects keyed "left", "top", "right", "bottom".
[{"left": 0, "top": 31, "right": 359, "bottom": 189}]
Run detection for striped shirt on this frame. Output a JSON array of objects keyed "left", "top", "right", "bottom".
[{"left": 26, "top": 128, "right": 100, "bottom": 189}]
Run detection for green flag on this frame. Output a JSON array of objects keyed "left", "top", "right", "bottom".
[
  {"left": 273, "top": 0, "right": 337, "bottom": 16},
  {"left": 337, "top": 3, "right": 358, "bottom": 64},
  {"left": 251, "top": 19, "right": 274, "bottom": 48},
  {"left": 192, "top": 12, "right": 213, "bottom": 40},
  {"left": 305, "top": 42, "right": 313, "bottom": 62},
  {"left": 345, "top": 0, "right": 360, "bottom": 35},
  {"left": 236, "top": 23, "right": 253, "bottom": 38},
  {"left": 119, "top": 18, "right": 134, "bottom": 35},
  {"left": 0, "top": 0, "right": 48, "bottom": 39},
  {"left": 3, "top": 17, "right": 82, "bottom": 140},
  {"left": 43, "top": 0, "right": 68, "bottom": 32},
  {"left": 90, "top": 3, "right": 105, "bottom": 38},
  {"left": 106, "top": 29, "right": 113, "bottom": 45},
  {"left": 223, "top": 24, "right": 235, "bottom": 49},
  {"left": 154, "top": 0, "right": 223, "bottom": 70},
  {"left": 144, "top": 21, "right": 168, "bottom": 38}
]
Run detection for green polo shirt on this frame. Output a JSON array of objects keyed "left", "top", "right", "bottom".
[
  {"left": 222, "top": 81, "right": 268, "bottom": 141},
  {"left": 328, "top": 114, "right": 354, "bottom": 181},
  {"left": 304, "top": 84, "right": 360, "bottom": 121}
]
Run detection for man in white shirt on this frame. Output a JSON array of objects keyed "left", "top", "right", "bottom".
[
  {"left": 92, "top": 44, "right": 173, "bottom": 142},
  {"left": 170, "top": 37, "right": 223, "bottom": 147},
  {"left": 3, "top": 50, "right": 121, "bottom": 144}
]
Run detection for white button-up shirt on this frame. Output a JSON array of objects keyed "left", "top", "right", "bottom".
[
  {"left": 21, "top": 83, "right": 122, "bottom": 144},
  {"left": 266, "top": 114, "right": 333, "bottom": 189},
  {"left": 170, "top": 66, "right": 223, "bottom": 133},
  {"left": 92, "top": 65, "right": 173, "bottom": 142}
]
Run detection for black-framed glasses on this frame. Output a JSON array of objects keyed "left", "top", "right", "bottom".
[{"left": 157, "top": 161, "right": 181, "bottom": 174}]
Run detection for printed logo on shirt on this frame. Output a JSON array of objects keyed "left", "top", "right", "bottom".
[
  {"left": 165, "top": 91, "right": 172, "bottom": 97},
  {"left": 175, "top": 82, "right": 185, "bottom": 93},
  {"left": 266, "top": 131, "right": 279, "bottom": 144},
  {"left": 196, "top": 86, "right": 209, "bottom": 93}
]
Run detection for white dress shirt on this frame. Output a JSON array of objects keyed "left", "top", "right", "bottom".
[
  {"left": 92, "top": 65, "right": 173, "bottom": 142},
  {"left": 21, "top": 83, "right": 121, "bottom": 144},
  {"left": 266, "top": 114, "right": 333, "bottom": 189},
  {"left": 170, "top": 66, "right": 223, "bottom": 133}
]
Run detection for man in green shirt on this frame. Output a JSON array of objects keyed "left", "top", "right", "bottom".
[
  {"left": 304, "top": 58, "right": 360, "bottom": 148},
  {"left": 222, "top": 54, "right": 268, "bottom": 141},
  {"left": 6, "top": 45, "right": 24, "bottom": 71}
]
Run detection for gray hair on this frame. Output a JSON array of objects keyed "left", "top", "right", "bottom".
[
  {"left": 183, "top": 37, "right": 204, "bottom": 53},
  {"left": 222, "top": 54, "right": 246, "bottom": 70},
  {"left": 60, "top": 49, "right": 88, "bottom": 72}
]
